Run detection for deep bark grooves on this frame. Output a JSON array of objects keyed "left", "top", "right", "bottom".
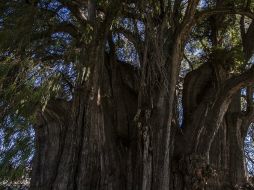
[
  {"left": 31, "top": 54, "right": 140, "bottom": 190},
  {"left": 226, "top": 113, "right": 246, "bottom": 187},
  {"left": 50, "top": 93, "right": 86, "bottom": 190},
  {"left": 177, "top": 51, "right": 253, "bottom": 189},
  {"left": 206, "top": 94, "right": 249, "bottom": 189},
  {"left": 109, "top": 61, "right": 141, "bottom": 190},
  {"left": 178, "top": 59, "right": 215, "bottom": 188},
  {"left": 30, "top": 100, "right": 71, "bottom": 190},
  {"left": 49, "top": 44, "right": 104, "bottom": 190},
  {"left": 194, "top": 65, "right": 254, "bottom": 159},
  {"left": 74, "top": 45, "right": 119, "bottom": 190}
]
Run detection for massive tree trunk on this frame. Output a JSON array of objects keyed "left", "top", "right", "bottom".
[
  {"left": 207, "top": 94, "right": 248, "bottom": 189},
  {"left": 30, "top": 40, "right": 181, "bottom": 190},
  {"left": 29, "top": 2, "right": 254, "bottom": 190},
  {"left": 30, "top": 54, "right": 176, "bottom": 190},
  {"left": 29, "top": 27, "right": 254, "bottom": 190},
  {"left": 173, "top": 51, "right": 254, "bottom": 190},
  {"left": 31, "top": 49, "right": 140, "bottom": 190},
  {"left": 30, "top": 48, "right": 253, "bottom": 190}
]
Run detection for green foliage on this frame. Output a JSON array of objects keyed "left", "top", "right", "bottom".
[
  {"left": 0, "top": 122, "right": 33, "bottom": 183},
  {"left": 0, "top": 0, "right": 76, "bottom": 183},
  {"left": 210, "top": 46, "right": 245, "bottom": 73}
]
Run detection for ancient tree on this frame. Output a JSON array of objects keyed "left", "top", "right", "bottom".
[{"left": 1, "top": 0, "right": 254, "bottom": 189}]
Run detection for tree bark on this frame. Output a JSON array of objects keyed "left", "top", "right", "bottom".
[
  {"left": 29, "top": 43, "right": 254, "bottom": 190},
  {"left": 29, "top": 5, "right": 254, "bottom": 189},
  {"left": 174, "top": 52, "right": 251, "bottom": 190},
  {"left": 31, "top": 44, "right": 144, "bottom": 189}
]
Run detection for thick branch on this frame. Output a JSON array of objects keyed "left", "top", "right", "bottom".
[
  {"left": 183, "top": 0, "right": 200, "bottom": 21},
  {"left": 196, "top": 8, "right": 254, "bottom": 22},
  {"left": 195, "top": 66, "right": 254, "bottom": 157},
  {"left": 222, "top": 66, "right": 254, "bottom": 97}
]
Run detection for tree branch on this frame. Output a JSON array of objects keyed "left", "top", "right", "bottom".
[
  {"left": 195, "top": 66, "right": 254, "bottom": 157},
  {"left": 222, "top": 66, "right": 254, "bottom": 98},
  {"left": 183, "top": 0, "right": 200, "bottom": 22},
  {"left": 196, "top": 8, "right": 254, "bottom": 23}
]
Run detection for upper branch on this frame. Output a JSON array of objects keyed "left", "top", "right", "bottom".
[
  {"left": 196, "top": 8, "right": 254, "bottom": 23},
  {"left": 222, "top": 66, "right": 254, "bottom": 98},
  {"left": 183, "top": 0, "right": 200, "bottom": 21}
]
